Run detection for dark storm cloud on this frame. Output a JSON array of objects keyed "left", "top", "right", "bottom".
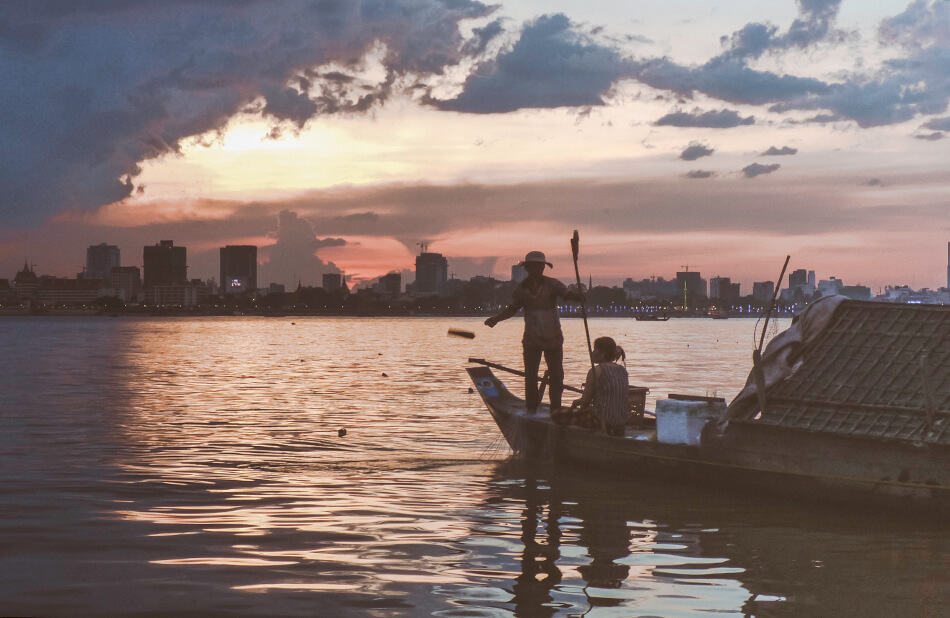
[
  {"left": 915, "top": 131, "right": 945, "bottom": 140},
  {"left": 742, "top": 163, "right": 781, "bottom": 178},
  {"left": 761, "top": 146, "right": 798, "bottom": 155},
  {"left": 679, "top": 143, "right": 715, "bottom": 161},
  {"left": 0, "top": 0, "right": 494, "bottom": 227},
  {"left": 657, "top": 109, "right": 754, "bottom": 128},
  {"left": 463, "top": 19, "right": 504, "bottom": 56},
  {"left": 630, "top": 1, "right": 950, "bottom": 129},
  {"left": 429, "top": 14, "right": 637, "bottom": 113},
  {"left": 685, "top": 170, "right": 715, "bottom": 179},
  {"left": 718, "top": 0, "right": 846, "bottom": 61}
]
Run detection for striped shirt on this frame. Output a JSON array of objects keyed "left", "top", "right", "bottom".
[{"left": 590, "top": 362, "right": 629, "bottom": 426}]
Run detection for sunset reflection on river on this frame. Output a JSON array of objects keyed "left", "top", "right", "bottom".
[{"left": 1, "top": 316, "right": 947, "bottom": 616}]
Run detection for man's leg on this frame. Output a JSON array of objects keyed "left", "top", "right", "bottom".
[
  {"left": 543, "top": 347, "right": 565, "bottom": 410},
  {"left": 523, "top": 345, "right": 542, "bottom": 413}
]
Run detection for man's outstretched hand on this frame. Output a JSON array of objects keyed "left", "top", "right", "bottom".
[{"left": 484, "top": 317, "right": 498, "bottom": 328}]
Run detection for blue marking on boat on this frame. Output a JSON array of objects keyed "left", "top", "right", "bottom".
[{"left": 476, "top": 377, "right": 498, "bottom": 398}]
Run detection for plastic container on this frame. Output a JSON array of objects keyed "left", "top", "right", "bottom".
[
  {"left": 655, "top": 399, "right": 726, "bottom": 445},
  {"left": 628, "top": 386, "right": 649, "bottom": 421}
]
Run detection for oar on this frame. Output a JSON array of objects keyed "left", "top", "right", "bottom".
[
  {"left": 571, "top": 230, "right": 595, "bottom": 370},
  {"left": 468, "top": 358, "right": 583, "bottom": 394}
]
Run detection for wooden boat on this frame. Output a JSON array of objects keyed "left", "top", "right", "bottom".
[{"left": 468, "top": 299, "right": 950, "bottom": 514}]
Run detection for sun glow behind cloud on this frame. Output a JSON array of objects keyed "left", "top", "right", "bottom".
[{"left": 3, "top": 0, "right": 949, "bottom": 290}]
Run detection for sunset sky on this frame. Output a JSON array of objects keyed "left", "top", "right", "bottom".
[{"left": 1, "top": 0, "right": 949, "bottom": 291}]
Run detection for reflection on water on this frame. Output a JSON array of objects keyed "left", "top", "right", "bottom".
[{"left": 0, "top": 317, "right": 948, "bottom": 616}]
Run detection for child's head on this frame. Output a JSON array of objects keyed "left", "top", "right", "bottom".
[{"left": 593, "top": 336, "right": 625, "bottom": 363}]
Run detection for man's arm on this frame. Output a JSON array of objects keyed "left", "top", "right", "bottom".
[
  {"left": 555, "top": 279, "right": 586, "bottom": 304},
  {"left": 484, "top": 304, "right": 519, "bottom": 328}
]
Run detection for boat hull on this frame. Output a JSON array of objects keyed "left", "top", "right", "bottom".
[{"left": 468, "top": 366, "right": 950, "bottom": 514}]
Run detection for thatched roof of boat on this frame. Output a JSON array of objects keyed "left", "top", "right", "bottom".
[{"left": 741, "top": 300, "right": 950, "bottom": 445}]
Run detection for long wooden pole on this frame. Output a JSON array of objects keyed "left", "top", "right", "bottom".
[
  {"left": 753, "top": 255, "right": 791, "bottom": 415},
  {"left": 758, "top": 255, "right": 791, "bottom": 352},
  {"left": 571, "top": 230, "right": 595, "bottom": 370}
]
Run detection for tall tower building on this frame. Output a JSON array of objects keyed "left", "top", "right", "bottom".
[
  {"left": 752, "top": 281, "right": 775, "bottom": 302},
  {"left": 946, "top": 241, "right": 949, "bottom": 289},
  {"left": 322, "top": 273, "right": 342, "bottom": 291},
  {"left": 415, "top": 252, "right": 448, "bottom": 296},
  {"left": 143, "top": 240, "right": 187, "bottom": 288},
  {"left": 86, "top": 243, "right": 120, "bottom": 280},
  {"left": 788, "top": 269, "right": 807, "bottom": 289},
  {"left": 220, "top": 245, "right": 257, "bottom": 295}
]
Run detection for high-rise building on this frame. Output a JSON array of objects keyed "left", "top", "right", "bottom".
[
  {"left": 675, "top": 270, "right": 706, "bottom": 309},
  {"left": 376, "top": 272, "right": 401, "bottom": 296},
  {"left": 322, "top": 273, "right": 342, "bottom": 291},
  {"left": 752, "top": 281, "right": 775, "bottom": 302},
  {"left": 709, "top": 276, "right": 734, "bottom": 299},
  {"left": 788, "top": 269, "right": 807, "bottom": 289},
  {"left": 110, "top": 266, "right": 141, "bottom": 303},
  {"left": 946, "top": 241, "right": 949, "bottom": 289},
  {"left": 709, "top": 280, "right": 740, "bottom": 301},
  {"left": 143, "top": 241, "right": 187, "bottom": 288},
  {"left": 219, "top": 245, "right": 257, "bottom": 295},
  {"left": 86, "top": 243, "right": 120, "bottom": 280},
  {"left": 415, "top": 252, "right": 448, "bottom": 296},
  {"left": 676, "top": 271, "right": 706, "bottom": 295}
]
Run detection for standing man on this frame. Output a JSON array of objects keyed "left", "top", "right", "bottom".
[{"left": 485, "top": 251, "right": 586, "bottom": 414}]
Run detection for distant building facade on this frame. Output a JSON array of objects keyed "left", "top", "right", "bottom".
[
  {"left": 783, "top": 268, "right": 816, "bottom": 302},
  {"left": 86, "top": 243, "right": 120, "bottom": 280},
  {"left": 709, "top": 277, "right": 740, "bottom": 300},
  {"left": 840, "top": 285, "right": 872, "bottom": 300},
  {"left": 34, "top": 277, "right": 116, "bottom": 305},
  {"left": 623, "top": 277, "right": 679, "bottom": 300},
  {"left": 752, "top": 281, "right": 775, "bottom": 302},
  {"left": 322, "top": 273, "right": 342, "bottom": 291},
  {"left": 110, "top": 266, "right": 142, "bottom": 303},
  {"left": 818, "top": 277, "right": 844, "bottom": 296},
  {"left": 143, "top": 241, "right": 187, "bottom": 288},
  {"left": 415, "top": 252, "right": 448, "bottom": 296},
  {"left": 220, "top": 245, "right": 257, "bottom": 296},
  {"left": 375, "top": 272, "right": 401, "bottom": 296},
  {"left": 146, "top": 280, "right": 209, "bottom": 307},
  {"left": 675, "top": 271, "right": 706, "bottom": 308},
  {"left": 13, "top": 262, "right": 39, "bottom": 301}
]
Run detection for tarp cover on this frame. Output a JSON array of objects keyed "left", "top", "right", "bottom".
[{"left": 722, "top": 297, "right": 950, "bottom": 446}]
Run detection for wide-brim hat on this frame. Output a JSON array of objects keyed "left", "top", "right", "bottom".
[{"left": 519, "top": 250, "right": 552, "bottom": 268}]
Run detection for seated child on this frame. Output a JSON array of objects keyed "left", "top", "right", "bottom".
[{"left": 552, "top": 336, "right": 629, "bottom": 436}]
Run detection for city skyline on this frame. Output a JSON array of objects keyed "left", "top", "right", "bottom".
[
  {"left": 2, "top": 2, "right": 950, "bottom": 290},
  {"left": 6, "top": 239, "right": 947, "bottom": 299}
]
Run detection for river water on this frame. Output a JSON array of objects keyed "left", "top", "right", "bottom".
[{"left": 0, "top": 316, "right": 947, "bottom": 616}]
